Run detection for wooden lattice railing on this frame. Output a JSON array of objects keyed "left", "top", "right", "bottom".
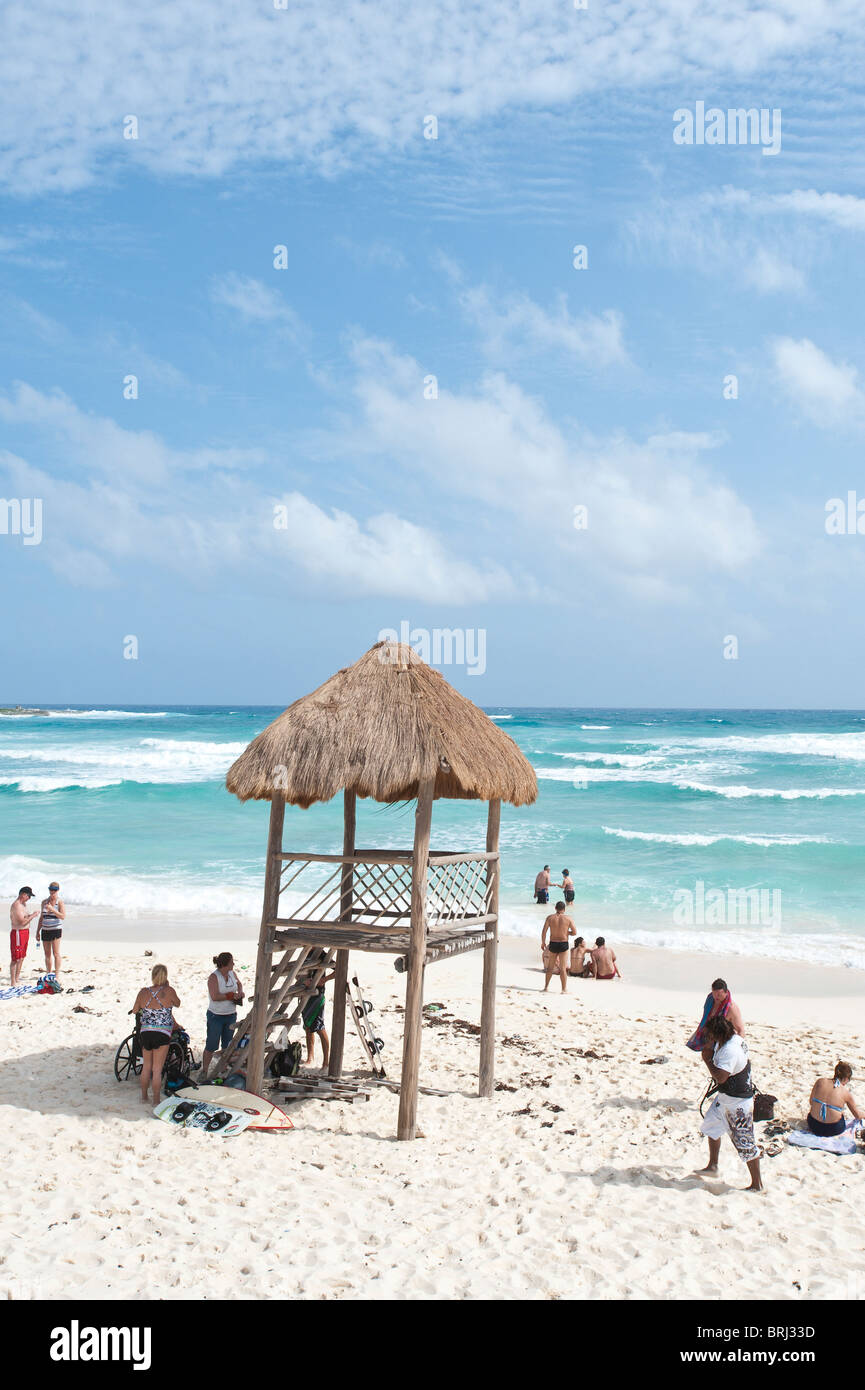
[{"left": 275, "top": 849, "right": 496, "bottom": 930}]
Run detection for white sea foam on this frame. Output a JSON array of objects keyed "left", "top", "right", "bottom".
[
  {"left": 497, "top": 905, "right": 865, "bottom": 971},
  {"left": 44, "top": 709, "right": 175, "bottom": 719},
  {"left": 0, "top": 855, "right": 260, "bottom": 916},
  {"left": 488, "top": 714, "right": 512, "bottom": 720},
  {"left": 602, "top": 826, "right": 832, "bottom": 847},
  {"left": 537, "top": 765, "right": 865, "bottom": 799},
  {"left": 0, "top": 738, "right": 245, "bottom": 789},
  {"left": 678, "top": 781, "right": 865, "bottom": 800},
  {"left": 580, "top": 724, "right": 611, "bottom": 729},
  {"left": 646, "top": 732, "right": 865, "bottom": 762}
]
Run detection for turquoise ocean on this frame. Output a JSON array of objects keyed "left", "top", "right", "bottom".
[{"left": 2, "top": 706, "right": 865, "bottom": 969}]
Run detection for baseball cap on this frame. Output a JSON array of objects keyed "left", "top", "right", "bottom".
[{"left": 18, "top": 886, "right": 34, "bottom": 898}]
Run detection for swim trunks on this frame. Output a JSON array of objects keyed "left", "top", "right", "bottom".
[
  {"left": 10, "top": 929, "right": 29, "bottom": 961},
  {"left": 547, "top": 940, "right": 570, "bottom": 953},
  {"left": 564, "top": 890, "right": 575, "bottom": 903},
  {"left": 535, "top": 890, "right": 549, "bottom": 904}
]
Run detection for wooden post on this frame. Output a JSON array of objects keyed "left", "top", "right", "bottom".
[
  {"left": 328, "top": 789, "right": 355, "bottom": 1079},
  {"left": 479, "top": 798, "right": 501, "bottom": 1098},
  {"left": 246, "top": 794, "right": 286, "bottom": 1096},
  {"left": 397, "top": 777, "right": 435, "bottom": 1140}
]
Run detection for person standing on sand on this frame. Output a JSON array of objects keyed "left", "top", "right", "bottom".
[
  {"left": 200, "top": 952, "right": 244, "bottom": 1078},
  {"left": 589, "top": 937, "right": 621, "bottom": 979},
  {"left": 697, "top": 1013, "right": 763, "bottom": 1192},
  {"left": 534, "top": 866, "right": 552, "bottom": 905},
  {"left": 37, "top": 881, "right": 65, "bottom": 978},
  {"left": 9, "top": 887, "right": 39, "bottom": 986},
  {"left": 132, "top": 964, "right": 181, "bottom": 1106},
  {"left": 686, "top": 978, "right": 743, "bottom": 1050},
  {"left": 541, "top": 902, "right": 576, "bottom": 992}
]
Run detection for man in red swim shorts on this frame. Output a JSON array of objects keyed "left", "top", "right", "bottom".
[{"left": 9, "top": 886, "right": 39, "bottom": 986}]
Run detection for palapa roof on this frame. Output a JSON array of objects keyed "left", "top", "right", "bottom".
[{"left": 226, "top": 641, "right": 538, "bottom": 808}]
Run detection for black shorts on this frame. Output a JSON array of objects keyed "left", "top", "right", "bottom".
[
  {"left": 547, "top": 941, "right": 570, "bottom": 954},
  {"left": 807, "top": 1113, "right": 845, "bottom": 1138},
  {"left": 41, "top": 928, "right": 62, "bottom": 942},
  {"left": 140, "top": 1031, "right": 171, "bottom": 1051},
  {"left": 564, "top": 890, "right": 575, "bottom": 903},
  {"left": 535, "top": 890, "right": 549, "bottom": 904}
]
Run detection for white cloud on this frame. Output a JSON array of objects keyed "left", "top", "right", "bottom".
[
  {"left": 326, "top": 337, "right": 762, "bottom": 599},
  {"left": 459, "top": 286, "right": 628, "bottom": 368},
  {"left": 273, "top": 494, "right": 516, "bottom": 602},
  {"left": 0, "top": 384, "right": 515, "bottom": 600},
  {"left": 210, "top": 274, "right": 304, "bottom": 338},
  {"left": 771, "top": 337, "right": 864, "bottom": 425},
  {"left": 0, "top": 1, "right": 860, "bottom": 194}
]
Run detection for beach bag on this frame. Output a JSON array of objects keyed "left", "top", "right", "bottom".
[
  {"left": 753, "top": 1090, "right": 777, "bottom": 1122},
  {"left": 36, "top": 974, "right": 62, "bottom": 995},
  {"left": 269, "top": 1042, "right": 302, "bottom": 1078}
]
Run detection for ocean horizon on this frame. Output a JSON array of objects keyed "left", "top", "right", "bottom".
[{"left": 3, "top": 703, "right": 865, "bottom": 972}]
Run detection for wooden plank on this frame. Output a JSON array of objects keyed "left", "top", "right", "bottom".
[
  {"left": 427, "top": 851, "right": 498, "bottom": 866},
  {"left": 397, "top": 777, "right": 434, "bottom": 1141},
  {"left": 274, "top": 850, "right": 412, "bottom": 865},
  {"left": 479, "top": 800, "right": 501, "bottom": 1099},
  {"left": 393, "top": 929, "right": 493, "bottom": 972},
  {"left": 328, "top": 790, "right": 355, "bottom": 1079},
  {"left": 245, "top": 795, "right": 285, "bottom": 1095}
]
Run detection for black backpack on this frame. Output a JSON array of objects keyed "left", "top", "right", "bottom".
[{"left": 269, "top": 1042, "right": 302, "bottom": 1078}]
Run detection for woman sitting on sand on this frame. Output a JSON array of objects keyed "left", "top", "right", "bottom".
[
  {"left": 568, "top": 936, "right": 592, "bottom": 977},
  {"left": 132, "top": 964, "right": 181, "bottom": 1106},
  {"left": 806, "top": 1062, "right": 862, "bottom": 1138}
]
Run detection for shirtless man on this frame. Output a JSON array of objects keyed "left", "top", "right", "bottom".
[
  {"left": 589, "top": 937, "right": 621, "bottom": 980},
  {"left": 541, "top": 901, "right": 577, "bottom": 992},
  {"left": 9, "top": 887, "right": 39, "bottom": 986},
  {"left": 534, "top": 865, "right": 552, "bottom": 905}
]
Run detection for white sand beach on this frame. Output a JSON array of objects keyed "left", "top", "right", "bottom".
[{"left": 1, "top": 912, "right": 863, "bottom": 1302}]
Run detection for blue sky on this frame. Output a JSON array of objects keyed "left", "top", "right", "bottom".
[{"left": 2, "top": 0, "right": 865, "bottom": 707}]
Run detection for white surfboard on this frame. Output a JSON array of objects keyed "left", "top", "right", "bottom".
[
  {"left": 175, "top": 1083, "right": 294, "bottom": 1131},
  {"left": 153, "top": 1097, "right": 253, "bottom": 1137}
]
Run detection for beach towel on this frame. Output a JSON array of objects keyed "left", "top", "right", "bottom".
[
  {"left": 0, "top": 983, "right": 38, "bottom": 1000},
  {"left": 686, "top": 992, "right": 732, "bottom": 1051},
  {"left": 786, "top": 1118, "right": 864, "bottom": 1156}
]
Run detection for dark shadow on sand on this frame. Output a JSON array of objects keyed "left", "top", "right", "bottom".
[
  {"left": 598, "top": 1095, "right": 692, "bottom": 1113},
  {"left": 586, "top": 1163, "right": 734, "bottom": 1194}
]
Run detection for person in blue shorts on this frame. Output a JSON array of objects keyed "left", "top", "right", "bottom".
[{"left": 201, "top": 952, "right": 244, "bottom": 1078}]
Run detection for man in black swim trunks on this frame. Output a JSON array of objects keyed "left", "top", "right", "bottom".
[
  {"left": 534, "top": 865, "right": 552, "bottom": 905},
  {"left": 541, "top": 901, "right": 577, "bottom": 993}
]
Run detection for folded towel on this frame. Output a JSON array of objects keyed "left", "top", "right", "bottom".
[{"left": 787, "top": 1118, "right": 863, "bottom": 1155}]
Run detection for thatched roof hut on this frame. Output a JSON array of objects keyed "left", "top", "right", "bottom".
[
  {"left": 226, "top": 640, "right": 537, "bottom": 809},
  {"left": 221, "top": 641, "right": 537, "bottom": 1140}
]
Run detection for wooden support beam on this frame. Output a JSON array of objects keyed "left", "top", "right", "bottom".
[
  {"left": 245, "top": 794, "right": 285, "bottom": 1096},
  {"left": 479, "top": 799, "right": 501, "bottom": 1099},
  {"left": 328, "top": 789, "right": 355, "bottom": 1079},
  {"left": 397, "top": 777, "right": 434, "bottom": 1141}
]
